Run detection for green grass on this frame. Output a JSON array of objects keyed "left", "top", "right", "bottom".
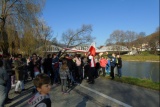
[
  {"left": 121, "top": 55, "right": 159, "bottom": 61},
  {"left": 103, "top": 76, "right": 160, "bottom": 91}
]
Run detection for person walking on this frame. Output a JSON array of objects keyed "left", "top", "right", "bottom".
[
  {"left": 59, "top": 58, "right": 70, "bottom": 94},
  {"left": 106, "top": 58, "right": 111, "bottom": 75},
  {"left": 3, "top": 54, "right": 13, "bottom": 103},
  {"left": 73, "top": 54, "right": 82, "bottom": 83},
  {"left": 14, "top": 54, "right": 26, "bottom": 94},
  {"left": 87, "top": 54, "right": 96, "bottom": 84},
  {"left": 116, "top": 55, "right": 122, "bottom": 78},
  {"left": 52, "top": 51, "right": 61, "bottom": 85},
  {"left": 106, "top": 52, "right": 116, "bottom": 80},
  {"left": 99, "top": 56, "right": 108, "bottom": 77},
  {"left": 0, "top": 59, "right": 9, "bottom": 107},
  {"left": 65, "top": 54, "right": 76, "bottom": 86},
  {"left": 29, "top": 53, "right": 41, "bottom": 93}
]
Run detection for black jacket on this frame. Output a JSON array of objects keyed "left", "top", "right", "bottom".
[
  {"left": 117, "top": 58, "right": 122, "bottom": 68},
  {"left": 66, "top": 58, "right": 75, "bottom": 72}
]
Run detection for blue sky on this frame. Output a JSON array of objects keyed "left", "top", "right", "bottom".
[{"left": 42, "top": 0, "right": 159, "bottom": 47}]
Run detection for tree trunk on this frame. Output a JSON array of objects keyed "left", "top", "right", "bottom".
[{"left": 0, "top": 31, "right": 9, "bottom": 55}]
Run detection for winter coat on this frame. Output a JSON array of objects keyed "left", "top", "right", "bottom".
[
  {"left": 0, "top": 67, "right": 8, "bottom": 86},
  {"left": 3, "top": 59, "right": 13, "bottom": 76},
  {"left": 99, "top": 58, "right": 108, "bottom": 67},
  {"left": 108, "top": 56, "right": 116, "bottom": 67},
  {"left": 66, "top": 58, "right": 75, "bottom": 72},
  {"left": 117, "top": 57, "right": 122, "bottom": 68},
  {"left": 59, "top": 67, "right": 70, "bottom": 79},
  {"left": 14, "top": 59, "right": 24, "bottom": 80}
]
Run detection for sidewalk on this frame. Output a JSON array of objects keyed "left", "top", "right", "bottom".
[
  {"left": 5, "top": 79, "right": 121, "bottom": 107},
  {"left": 4, "top": 81, "right": 33, "bottom": 107},
  {"left": 5, "top": 77, "right": 159, "bottom": 107}
]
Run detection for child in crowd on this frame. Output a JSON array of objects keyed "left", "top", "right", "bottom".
[
  {"left": 28, "top": 73, "right": 52, "bottom": 107},
  {"left": 59, "top": 58, "right": 70, "bottom": 94}
]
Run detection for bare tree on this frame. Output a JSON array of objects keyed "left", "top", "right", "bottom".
[
  {"left": 109, "top": 30, "right": 125, "bottom": 45},
  {"left": 148, "top": 31, "right": 159, "bottom": 54},
  {"left": 105, "top": 38, "right": 113, "bottom": 46},
  {"left": 19, "top": 19, "right": 52, "bottom": 56},
  {"left": 21, "top": 29, "right": 36, "bottom": 55},
  {"left": 107, "top": 30, "right": 126, "bottom": 54},
  {"left": 59, "top": 25, "right": 95, "bottom": 55},
  {"left": 124, "top": 31, "right": 137, "bottom": 50},
  {"left": 61, "top": 24, "right": 95, "bottom": 47},
  {"left": 34, "top": 19, "right": 52, "bottom": 56},
  {"left": 52, "top": 37, "right": 58, "bottom": 45},
  {"left": 0, "top": 0, "right": 46, "bottom": 54},
  {"left": 134, "top": 32, "right": 146, "bottom": 54}
]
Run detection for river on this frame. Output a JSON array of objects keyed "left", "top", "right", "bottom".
[{"left": 120, "top": 61, "right": 159, "bottom": 82}]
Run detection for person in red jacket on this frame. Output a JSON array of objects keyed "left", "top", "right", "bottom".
[{"left": 99, "top": 56, "right": 108, "bottom": 77}]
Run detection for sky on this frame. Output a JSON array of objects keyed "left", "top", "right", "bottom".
[{"left": 42, "top": 0, "right": 159, "bottom": 47}]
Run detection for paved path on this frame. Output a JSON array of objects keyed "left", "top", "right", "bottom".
[{"left": 4, "top": 77, "right": 159, "bottom": 107}]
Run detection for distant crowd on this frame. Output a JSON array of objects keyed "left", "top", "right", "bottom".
[{"left": 0, "top": 51, "right": 122, "bottom": 107}]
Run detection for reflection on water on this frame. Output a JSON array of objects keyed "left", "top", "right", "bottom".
[{"left": 121, "top": 61, "right": 159, "bottom": 82}]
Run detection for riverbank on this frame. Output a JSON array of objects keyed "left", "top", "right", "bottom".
[
  {"left": 102, "top": 75, "right": 160, "bottom": 91},
  {"left": 109, "top": 55, "right": 160, "bottom": 91}
]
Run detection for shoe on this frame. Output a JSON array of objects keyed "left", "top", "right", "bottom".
[
  {"left": 7, "top": 98, "right": 13, "bottom": 101},
  {"left": 63, "top": 92, "right": 69, "bottom": 94},
  {"left": 111, "top": 77, "right": 114, "bottom": 80},
  {"left": 56, "top": 83, "right": 59, "bottom": 86},
  {"left": 75, "top": 82, "right": 80, "bottom": 85},
  {"left": 14, "top": 91, "right": 21, "bottom": 94},
  {"left": 5, "top": 98, "right": 13, "bottom": 104},
  {"left": 12, "top": 84, "right": 15, "bottom": 87},
  {"left": 87, "top": 80, "right": 90, "bottom": 83},
  {"left": 88, "top": 81, "right": 94, "bottom": 84},
  {"left": 5, "top": 100, "right": 12, "bottom": 104},
  {"left": 71, "top": 82, "right": 75, "bottom": 86},
  {"left": 22, "top": 89, "right": 26, "bottom": 91}
]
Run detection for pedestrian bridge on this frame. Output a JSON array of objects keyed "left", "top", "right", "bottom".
[
  {"left": 44, "top": 45, "right": 130, "bottom": 53},
  {"left": 99, "top": 45, "right": 130, "bottom": 52}
]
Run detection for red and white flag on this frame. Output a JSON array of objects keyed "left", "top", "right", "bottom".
[{"left": 88, "top": 42, "right": 96, "bottom": 56}]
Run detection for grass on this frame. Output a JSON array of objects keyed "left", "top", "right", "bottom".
[
  {"left": 103, "top": 75, "right": 160, "bottom": 91},
  {"left": 121, "top": 55, "right": 159, "bottom": 61}
]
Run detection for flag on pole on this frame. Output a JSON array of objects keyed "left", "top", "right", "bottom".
[{"left": 88, "top": 42, "right": 96, "bottom": 56}]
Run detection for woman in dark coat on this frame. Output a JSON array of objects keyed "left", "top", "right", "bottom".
[{"left": 116, "top": 55, "right": 122, "bottom": 78}]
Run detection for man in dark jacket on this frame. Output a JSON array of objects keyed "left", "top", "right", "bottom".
[
  {"left": 0, "top": 59, "right": 9, "bottom": 107},
  {"left": 3, "top": 54, "right": 13, "bottom": 103},
  {"left": 65, "top": 54, "right": 76, "bottom": 86},
  {"left": 52, "top": 51, "right": 61, "bottom": 84},
  {"left": 106, "top": 52, "right": 116, "bottom": 80},
  {"left": 116, "top": 55, "right": 122, "bottom": 78}
]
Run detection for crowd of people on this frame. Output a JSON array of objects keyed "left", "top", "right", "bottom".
[{"left": 0, "top": 51, "right": 122, "bottom": 107}]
